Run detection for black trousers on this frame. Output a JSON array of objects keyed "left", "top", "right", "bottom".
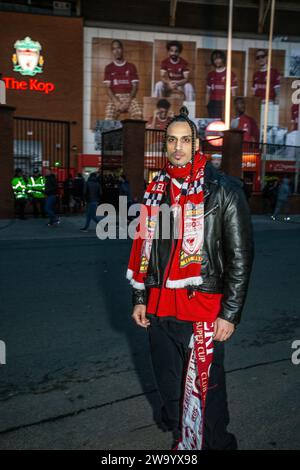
[
  {"left": 148, "top": 316, "right": 237, "bottom": 450},
  {"left": 15, "top": 198, "right": 27, "bottom": 219}
]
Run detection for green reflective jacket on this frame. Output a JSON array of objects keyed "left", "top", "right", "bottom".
[
  {"left": 11, "top": 176, "right": 28, "bottom": 199},
  {"left": 27, "top": 175, "right": 45, "bottom": 199}
]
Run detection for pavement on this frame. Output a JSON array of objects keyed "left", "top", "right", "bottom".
[{"left": 0, "top": 214, "right": 299, "bottom": 450}]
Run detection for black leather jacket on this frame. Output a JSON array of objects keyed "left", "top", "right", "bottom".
[{"left": 132, "top": 162, "right": 254, "bottom": 326}]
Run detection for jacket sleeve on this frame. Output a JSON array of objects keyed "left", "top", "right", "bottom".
[
  {"left": 218, "top": 185, "right": 254, "bottom": 326},
  {"left": 132, "top": 288, "right": 147, "bottom": 306}
]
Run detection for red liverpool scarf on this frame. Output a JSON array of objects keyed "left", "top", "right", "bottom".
[
  {"left": 174, "top": 321, "right": 214, "bottom": 450},
  {"left": 126, "top": 151, "right": 206, "bottom": 290}
]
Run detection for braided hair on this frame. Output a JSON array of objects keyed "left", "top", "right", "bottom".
[{"left": 163, "top": 106, "right": 199, "bottom": 189}]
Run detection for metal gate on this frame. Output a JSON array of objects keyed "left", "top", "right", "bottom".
[{"left": 13, "top": 117, "right": 71, "bottom": 182}]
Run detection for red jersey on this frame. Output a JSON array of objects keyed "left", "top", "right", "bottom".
[
  {"left": 147, "top": 116, "right": 171, "bottom": 130},
  {"left": 252, "top": 68, "right": 280, "bottom": 100},
  {"left": 104, "top": 61, "right": 139, "bottom": 94},
  {"left": 291, "top": 104, "right": 299, "bottom": 130},
  {"left": 207, "top": 68, "right": 238, "bottom": 101},
  {"left": 160, "top": 57, "right": 189, "bottom": 81},
  {"left": 237, "top": 114, "right": 260, "bottom": 142}
]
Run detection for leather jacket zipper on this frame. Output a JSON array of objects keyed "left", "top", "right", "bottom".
[{"left": 204, "top": 204, "right": 219, "bottom": 218}]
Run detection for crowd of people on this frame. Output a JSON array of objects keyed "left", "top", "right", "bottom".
[
  {"left": 10, "top": 169, "right": 136, "bottom": 229},
  {"left": 11, "top": 165, "right": 294, "bottom": 228}
]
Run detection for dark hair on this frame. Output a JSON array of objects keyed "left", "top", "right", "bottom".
[
  {"left": 256, "top": 49, "right": 266, "bottom": 57},
  {"left": 234, "top": 96, "right": 245, "bottom": 104},
  {"left": 157, "top": 99, "right": 171, "bottom": 110},
  {"left": 111, "top": 39, "right": 123, "bottom": 49},
  {"left": 166, "top": 40, "right": 183, "bottom": 54},
  {"left": 211, "top": 49, "right": 226, "bottom": 65},
  {"left": 164, "top": 106, "right": 199, "bottom": 190}
]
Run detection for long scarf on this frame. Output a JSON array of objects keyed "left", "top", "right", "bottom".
[
  {"left": 126, "top": 151, "right": 206, "bottom": 290},
  {"left": 174, "top": 321, "right": 214, "bottom": 450}
]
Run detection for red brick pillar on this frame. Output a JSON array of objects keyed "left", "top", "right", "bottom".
[
  {"left": 0, "top": 105, "right": 15, "bottom": 218},
  {"left": 121, "top": 119, "right": 147, "bottom": 202},
  {"left": 221, "top": 129, "right": 244, "bottom": 179}
]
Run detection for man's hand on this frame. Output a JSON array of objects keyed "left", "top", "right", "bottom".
[
  {"left": 213, "top": 318, "right": 235, "bottom": 342},
  {"left": 132, "top": 304, "right": 150, "bottom": 329}
]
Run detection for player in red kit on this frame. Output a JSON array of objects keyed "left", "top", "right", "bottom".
[
  {"left": 252, "top": 49, "right": 281, "bottom": 102},
  {"left": 206, "top": 50, "right": 238, "bottom": 119},
  {"left": 231, "top": 97, "right": 260, "bottom": 142},
  {"left": 147, "top": 99, "right": 173, "bottom": 130},
  {"left": 154, "top": 41, "right": 195, "bottom": 101},
  {"left": 104, "top": 40, "right": 142, "bottom": 120}
]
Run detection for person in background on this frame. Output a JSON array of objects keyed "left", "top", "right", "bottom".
[
  {"left": 62, "top": 174, "right": 74, "bottom": 215},
  {"left": 262, "top": 179, "right": 279, "bottom": 214},
  {"left": 104, "top": 40, "right": 142, "bottom": 120},
  {"left": 154, "top": 41, "right": 195, "bottom": 101},
  {"left": 73, "top": 173, "right": 85, "bottom": 213},
  {"left": 206, "top": 50, "right": 238, "bottom": 119},
  {"left": 27, "top": 168, "right": 45, "bottom": 218},
  {"left": 252, "top": 49, "right": 281, "bottom": 102},
  {"left": 147, "top": 99, "right": 173, "bottom": 130},
  {"left": 80, "top": 172, "right": 102, "bottom": 232},
  {"left": 231, "top": 97, "right": 260, "bottom": 142},
  {"left": 271, "top": 176, "right": 292, "bottom": 221},
  {"left": 11, "top": 168, "right": 28, "bottom": 220},
  {"left": 45, "top": 169, "right": 59, "bottom": 227}
]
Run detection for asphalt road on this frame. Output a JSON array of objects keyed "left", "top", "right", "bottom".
[{"left": 0, "top": 216, "right": 299, "bottom": 450}]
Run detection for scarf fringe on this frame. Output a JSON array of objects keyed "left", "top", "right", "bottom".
[
  {"left": 126, "top": 269, "right": 145, "bottom": 290},
  {"left": 166, "top": 276, "right": 203, "bottom": 289}
]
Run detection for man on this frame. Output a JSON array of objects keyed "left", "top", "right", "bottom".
[
  {"left": 127, "top": 107, "right": 254, "bottom": 450},
  {"left": 231, "top": 97, "right": 260, "bottom": 142},
  {"left": 27, "top": 169, "right": 45, "bottom": 217},
  {"left": 206, "top": 50, "right": 238, "bottom": 119},
  {"left": 11, "top": 168, "right": 28, "bottom": 219},
  {"left": 154, "top": 41, "right": 195, "bottom": 101},
  {"left": 252, "top": 49, "right": 281, "bottom": 102},
  {"left": 271, "top": 176, "right": 292, "bottom": 221},
  {"left": 80, "top": 172, "right": 102, "bottom": 232},
  {"left": 104, "top": 40, "right": 142, "bottom": 120},
  {"left": 146, "top": 99, "right": 173, "bottom": 130},
  {"left": 73, "top": 173, "right": 85, "bottom": 213},
  {"left": 45, "top": 169, "right": 59, "bottom": 227}
]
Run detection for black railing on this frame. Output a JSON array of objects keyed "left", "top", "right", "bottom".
[{"left": 13, "top": 116, "right": 71, "bottom": 183}]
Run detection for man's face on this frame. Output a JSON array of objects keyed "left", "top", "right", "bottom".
[
  {"left": 112, "top": 42, "right": 123, "bottom": 61},
  {"left": 166, "top": 121, "right": 199, "bottom": 166},
  {"left": 158, "top": 107, "right": 168, "bottom": 120},
  {"left": 235, "top": 99, "right": 245, "bottom": 115},
  {"left": 213, "top": 55, "right": 224, "bottom": 68},
  {"left": 256, "top": 51, "right": 267, "bottom": 67},
  {"left": 169, "top": 45, "right": 180, "bottom": 61}
]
